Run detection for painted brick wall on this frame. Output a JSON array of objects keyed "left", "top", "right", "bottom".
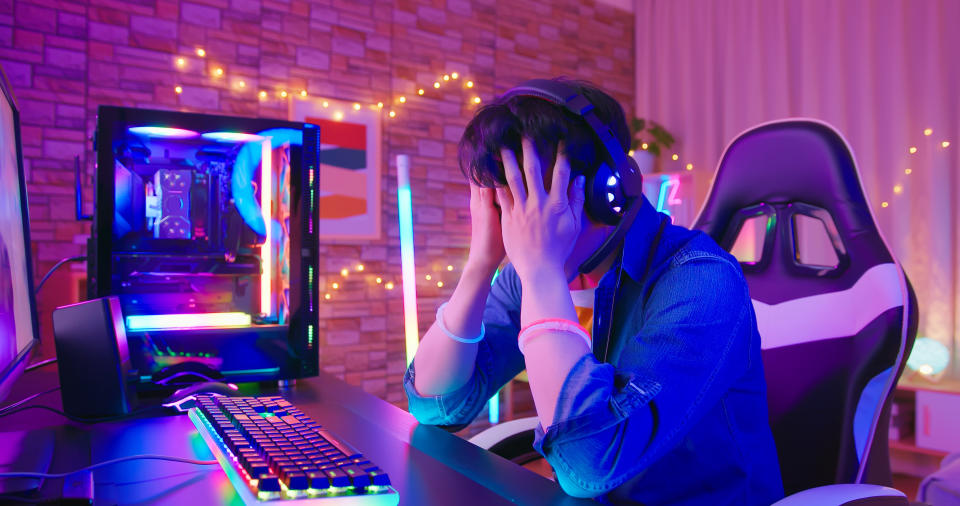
[{"left": 1, "top": 0, "right": 634, "bottom": 422}]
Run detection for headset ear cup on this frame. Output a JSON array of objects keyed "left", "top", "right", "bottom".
[{"left": 585, "top": 163, "right": 621, "bottom": 226}]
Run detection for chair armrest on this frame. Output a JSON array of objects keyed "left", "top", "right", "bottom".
[
  {"left": 772, "top": 484, "right": 908, "bottom": 506},
  {"left": 468, "top": 416, "right": 539, "bottom": 450}
]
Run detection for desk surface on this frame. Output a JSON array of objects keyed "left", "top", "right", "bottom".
[{"left": 1, "top": 367, "right": 594, "bottom": 506}]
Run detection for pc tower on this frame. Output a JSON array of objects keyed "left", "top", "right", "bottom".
[{"left": 88, "top": 107, "right": 320, "bottom": 389}]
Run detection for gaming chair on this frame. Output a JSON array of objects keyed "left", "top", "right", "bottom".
[{"left": 693, "top": 118, "right": 918, "bottom": 503}]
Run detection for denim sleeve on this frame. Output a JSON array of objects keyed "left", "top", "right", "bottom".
[
  {"left": 403, "top": 264, "right": 527, "bottom": 431},
  {"left": 534, "top": 253, "right": 754, "bottom": 498}
]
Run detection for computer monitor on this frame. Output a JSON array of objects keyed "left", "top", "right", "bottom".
[{"left": 0, "top": 66, "right": 40, "bottom": 404}]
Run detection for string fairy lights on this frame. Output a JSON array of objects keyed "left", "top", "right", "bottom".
[{"left": 876, "top": 126, "right": 953, "bottom": 210}]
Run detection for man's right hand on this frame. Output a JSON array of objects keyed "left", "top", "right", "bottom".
[{"left": 466, "top": 184, "right": 505, "bottom": 276}]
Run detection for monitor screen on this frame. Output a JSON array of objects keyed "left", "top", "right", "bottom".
[{"left": 0, "top": 69, "right": 38, "bottom": 402}]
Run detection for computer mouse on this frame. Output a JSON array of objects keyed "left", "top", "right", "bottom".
[{"left": 162, "top": 381, "right": 239, "bottom": 411}]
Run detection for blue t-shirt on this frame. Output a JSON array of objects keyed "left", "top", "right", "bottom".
[{"left": 404, "top": 197, "right": 784, "bottom": 505}]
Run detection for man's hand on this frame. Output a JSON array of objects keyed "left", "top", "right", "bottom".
[
  {"left": 495, "top": 138, "right": 586, "bottom": 284},
  {"left": 465, "top": 183, "right": 506, "bottom": 277}
]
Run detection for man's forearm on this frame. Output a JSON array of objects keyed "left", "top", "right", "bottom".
[
  {"left": 519, "top": 266, "right": 590, "bottom": 429},
  {"left": 412, "top": 263, "right": 496, "bottom": 396}
]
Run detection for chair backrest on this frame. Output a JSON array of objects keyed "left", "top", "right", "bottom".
[{"left": 693, "top": 119, "right": 918, "bottom": 495}]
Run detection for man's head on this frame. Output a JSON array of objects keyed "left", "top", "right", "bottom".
[{"left": 458, "top": 77, "right": 632, "bottom": 278}]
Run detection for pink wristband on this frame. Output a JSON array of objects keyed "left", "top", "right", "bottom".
[{"left": 518, "top": 318, "right": 591, "bottom": 355}]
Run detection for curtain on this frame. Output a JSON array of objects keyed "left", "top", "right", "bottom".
[{"left": 635, "top": 0, "right": 960, "bottom": 378}]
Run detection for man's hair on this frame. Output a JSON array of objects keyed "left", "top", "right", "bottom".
[{"left": 458, "top": 77, "right": 630, "bottom": 188}]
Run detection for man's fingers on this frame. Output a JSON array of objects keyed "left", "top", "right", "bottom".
[
  {"left": 550, "top": 143, "right": 571, "bottom": 204},
  {"left": 499, "top": 147, "right": 527, "bottom": 204},
  {"left": 520, "top": 137, "right": 546, "bottom": 202},
  {"left": 495, "top": 186, "right": 513, "bottom": 212},
  {"left": 569, "top": 175, "right": 586, "bottom": 225}
]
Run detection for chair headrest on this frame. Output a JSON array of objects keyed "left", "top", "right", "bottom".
[{"left": 695, "top": 119, "right": 895, "bottom": 303}]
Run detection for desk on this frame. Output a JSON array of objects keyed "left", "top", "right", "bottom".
[{"left": 1, "top": 367, "right": 593, "bottom": 505}]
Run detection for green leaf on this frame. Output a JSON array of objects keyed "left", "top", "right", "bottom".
[{"left": 648, "top": 143, "right": 661, "bottom": 157}]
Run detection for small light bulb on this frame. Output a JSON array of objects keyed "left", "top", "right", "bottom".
[
  {"left": 641, "top": 142, "right": 648, "bottom": 150},
  {"left": 385, "top": 282, "right": 395, "bottom": 290},
  {"left": 176, "top": 57, "right": 185, "bottom": 67},
  {"left": 356, "top": 264, "right": 364, "bottom": 271},
  {"left": 893, "top": 184, "right": 903, "bottom": 194},
  {"left": 425, "top": 274, "right": 432, "bottom": 281},
  {"left": 333, "top": 111, "right": 344, "bottom": 120},
  {"left": 905, "top": 168, "right": 912, "bottom": 175},
  {"left": 418, "top": 89, "right": 425, "bottom": 95},
  {"left": 238, "top": 80, "right": 246, "bottom": 89},
  {"left": 258, "top": 90, "right": 267, "bottom": 99},
  {"left": 340, "top": 268, "right": 348, "bottom": 277},
  {"left": 942, "top": 141, "right": 950, "bottom": 148},
  {"left": 377, "top": 102, "right": 383, "bottom": 108},
  {"left": 376, "top": 277, "right": 382, "bottom": 284},
  {"left": 466, "top": 81, "right": 474, "bottom": 88},
  {"left": 388, "top": 110, "right": 396, "bottom": 118},
  {"left": 322, "top": 100, "right": 329, "bottom": 107},
  {"left": 300, "top": 90, "right": 307, "bottom": 97},
  {"left": 672, "top": 154, "right": 679, "bottom": 161},
  {"left": 924, "top": 128, "right": 933, "bottom": 136},
  {"left": 446, "top": 265, "right": 453, "bottom": 271},
  {"left": 451, "top": 72, "right": 459, "bottom": 79},
  {"left": 443, "top": 74, "right": 450, "bottom": 81},
  {"left": 434, "top": 82, "right": 440, "bottom": 88},
  {"left": 881, "top": 201, "right": 889, "bottom": 208},
  {"left": 280, "top": 90, "right": 288, "bottom": 98},
  {"left": 473, "top": 96, "right": 481, "bottom": 104},
  {"left": 353, "top": 103, "right": 361, "bottom": 110},
  {"left": 919, "top": 364, "right": 934, "bottom": 375},
  {"left": 332, "top": 282, "right": 339, "bottom": 289},
  {"left": 214, "top": 67, "right": 224, "bottom": 76},
  {"left": 324, "top": 293, "right": 331, "bottom": 300},
  {"left": 909, "top": 146, "right": 917, "bottom": 154},
  {"left": 175, "top": 85, "right": 183, "bottom": 94},
  {"left": 399, "top": 96, "right": 406, "bottom": 103},
  {"left": 686, "top": 163, "right": 694, "bottom": 171},
  {"left": 437, "top": 281, "right": 444, "bottom": 288},
  {"left": 628, "top": 150, "right": 635, "bottom": 156},
  {"left": 196, "top": 48, "right": 206, "bottom": 57}
]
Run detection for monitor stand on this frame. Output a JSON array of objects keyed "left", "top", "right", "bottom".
[{"left": 0, "top": 428, "right": 55, "bottom": 493}]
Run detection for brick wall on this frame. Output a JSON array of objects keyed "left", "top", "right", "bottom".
[{"left": 1, "top": 0, "right": 634, "bottom": 422}]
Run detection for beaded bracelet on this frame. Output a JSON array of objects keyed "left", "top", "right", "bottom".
[
  {"left": 517, "top": 318, "right": 591, "bottom": 355},
  {"left": 435, "top": 302, "right": 485, "bottom": 344}
]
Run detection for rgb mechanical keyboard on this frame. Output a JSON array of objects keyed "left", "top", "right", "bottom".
[{"left": 189, "top": 394, "right": 399, "bottom": 505}]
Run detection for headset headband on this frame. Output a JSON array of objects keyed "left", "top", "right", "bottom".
[{"left": 500, "top": 79, "right": 642, "bottom": 197}]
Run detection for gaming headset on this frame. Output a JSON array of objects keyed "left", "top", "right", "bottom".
[{"left": 500, "top": 79, "right": 645, "bottom": 273}]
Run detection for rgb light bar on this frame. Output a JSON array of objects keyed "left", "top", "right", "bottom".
[{"left": 125, "top": 312, "right": 252, "bottom": 331}]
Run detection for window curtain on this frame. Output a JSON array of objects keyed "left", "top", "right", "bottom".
[{"left": 635, "top": 0, "right": 960, "bottom": 378}]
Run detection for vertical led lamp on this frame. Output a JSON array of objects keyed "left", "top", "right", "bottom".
[
  {"left": 397, "top": 155, "right": 420, "bottom": 365},
  {"left": 261, "top": 138, "right": 272, "bottom": 317}
]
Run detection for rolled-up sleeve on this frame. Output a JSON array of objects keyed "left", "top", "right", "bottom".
[
  {"left": 534, "top": 254, "right": 754, "bottom": 498},
  {"left": 404, "top": 264, "right": 527, "bottom": 431}
]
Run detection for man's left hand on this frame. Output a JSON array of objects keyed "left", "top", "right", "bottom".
[{"left": 495, "top": 138, "right": 586, "bottom": 284}]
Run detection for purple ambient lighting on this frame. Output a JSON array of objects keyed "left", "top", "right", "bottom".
[
  {"left": 201, "top": 132, "right": 265, "bottom": 143},
  {"left": 128, "top": 126, "right": 200, "bottom": 138}
]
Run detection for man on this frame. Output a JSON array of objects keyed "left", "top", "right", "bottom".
[{"left": 404, "top": 78, "right": 784, "bottom": 504}]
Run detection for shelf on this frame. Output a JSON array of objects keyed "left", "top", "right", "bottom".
[
  {"left": 896, "top": 377, "right": 960, "bottom": 394},
  {"left": 890, "top": 435, "right": 950, "bottom": 458}
]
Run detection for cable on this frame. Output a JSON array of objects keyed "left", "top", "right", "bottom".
[
  {"left": 24, "top": 357, "right": 57, "bottom": 372},
  {"left": 0, "top": 386, "right": 60, "bottom": 415},
  {"left": 0, "top": 454, "right": 217, "bottom": 480},
  {"left": 0, "top": 404, "right": 164, "bottom": 423},
  {"left": 34, "top": 255, "right": 86, "bottom": 295}
]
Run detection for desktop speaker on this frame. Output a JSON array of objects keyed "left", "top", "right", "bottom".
[{"left": 52, "top": 296, "right": 134, "bottom": 419}]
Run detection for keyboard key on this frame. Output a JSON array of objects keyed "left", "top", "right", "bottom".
[
  {"left": 284, "top": 472, "right": 309, "bottom": 490},
  {"left": 318, "top": 430, "right": 362, "bottom": 458},
  {"left": 339, "top": 465, "right": 370, "bottom": 488},
  {"left": 307, "top": 472, "right": 329, "bottom": 490},
  {"left": 367, "top": 468, "right": 391, "bottom": 487},
  {"left": 258, "top": 474, "right": 281, "bottom": 492},
  {"left": 324, "top": 468, "right": 351, "bottom": 488}
]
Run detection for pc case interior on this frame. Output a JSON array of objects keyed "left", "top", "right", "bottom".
[{"left": 88, "top": 107, "right": 320, "bottom": 388}]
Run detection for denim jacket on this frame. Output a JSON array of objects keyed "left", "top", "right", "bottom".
[{"left": 404, "top": 198, "right": 784, "bottom": 505}]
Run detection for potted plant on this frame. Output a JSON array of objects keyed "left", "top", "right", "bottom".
[{"left": 629, "top": 118, "right": 675, "bottom": 174}]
